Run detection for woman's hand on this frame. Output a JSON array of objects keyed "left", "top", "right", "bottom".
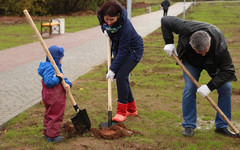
[{"left": 106, "top": 70, "right": 115, "bottom": 82}]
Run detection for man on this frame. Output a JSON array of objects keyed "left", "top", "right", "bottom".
[
  {"left": 161, "top": 0, "right": 170, "bottom": 16},
  {"left": 161, "top": 16, "right": 237, "bottom": 137}
]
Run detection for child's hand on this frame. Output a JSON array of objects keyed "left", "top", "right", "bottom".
[
  {"left": 64, "top": 84, "right": 71, "bottom": 92},
  {"left": 56, "top": 73, "right": 64, "bottom": 82},
  {"left": 56, "top": 73, "right": 64, "bottom": 80}
]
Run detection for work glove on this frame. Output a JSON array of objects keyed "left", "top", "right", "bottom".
[
  {"left": 197, "top": 84, "right": 211, "bottom": 97},
  {"left": 106, "top": 70, "right": 115, "bottom": 82},
  {"left": 164, "top": 44, "right": 178, "bottom": 57}
]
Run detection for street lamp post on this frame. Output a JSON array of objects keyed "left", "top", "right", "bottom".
[
  {"left": 191, "top": 0, "right": 192, "bottom": 11},
  {"left": 127, "top": 0, "right": 132, "bottom": 20},
  {"left": 183, "top": 0, "right": 186, "bottom": 19}
]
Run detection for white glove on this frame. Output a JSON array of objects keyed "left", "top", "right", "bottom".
[
  {"left": 104, "top": 30, "right": 108, "bottom": 36},
  {"left": 106, "top": 70, "right": 115, "bottom": 82},
  {"left": 164, "top": 44, "right": 178, "bottom": 56},
  {"left": 197, "top": 84, "right": 211, "bottom": 97}
]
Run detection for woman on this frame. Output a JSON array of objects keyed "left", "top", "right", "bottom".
[{"left": 97, "top": 1, "right": 144, "bottom": 122}]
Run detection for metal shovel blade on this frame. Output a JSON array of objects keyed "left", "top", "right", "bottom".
[
  {"left": 100, "top": 111, "right": 117, "bottom": 128},
  {"left": 100, "top": 121, "right": 118, "bottom": 128},
  {"left": 71, "top": 108, "right": 91, "bottom": 134}
]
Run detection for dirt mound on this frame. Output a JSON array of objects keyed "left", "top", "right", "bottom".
[
  {"left": 62, "top": 122, "right": 141, "bottom": 139},
  {"left": 232, "top": 88, "right": 240, "bottom": 95},
  {"left": 92, "top": 123, "right": 141, "bottom": 139},
  {"left": 62, "top": 122, "right": 78, "bottom": 138}
]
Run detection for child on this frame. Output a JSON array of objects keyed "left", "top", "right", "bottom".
[{"left": 38, "top": 45, "right": 72, "bottom": 142}]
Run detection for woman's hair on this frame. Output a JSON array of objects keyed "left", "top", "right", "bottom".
[{"left": 97, "top": 1, "right": 122, "bottom": 25}]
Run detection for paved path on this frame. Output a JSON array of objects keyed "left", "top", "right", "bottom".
[{"left": 0, "top": 2, "right": 191, "bottom": 129}]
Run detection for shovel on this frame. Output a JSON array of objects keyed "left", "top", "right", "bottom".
[
  {"left": 23, "top": 10, "right": 91, "bottom": 134},
  {"left": 172, "top": 53, "right": 240, "bottom": 138},
  {"left": 100, "top": 36, "right": 117, "bottom": 128}
]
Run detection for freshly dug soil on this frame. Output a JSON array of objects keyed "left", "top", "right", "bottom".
[
  {"left": 62, "top": 122, "right": 141, "bottom": 139},
  {"left": 62, "top": 122, "right": 78, "bottom": 138},
  {"left": 232, "top": 88, "right": 240, "bottom": 95}
]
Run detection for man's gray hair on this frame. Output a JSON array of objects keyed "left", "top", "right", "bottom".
[{"left": 190, "top": 30, "right": 211, "bottom": 52}]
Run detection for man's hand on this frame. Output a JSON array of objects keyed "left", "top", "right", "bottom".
[
  {"left": 164, "top": 44, "right": 178, "bottom": 56},
  {"left": 197, "top": 84, "right": 211, "bottom": 97},
  {"left": 106, "top": 70, "right": 115, "bottom": 82}
]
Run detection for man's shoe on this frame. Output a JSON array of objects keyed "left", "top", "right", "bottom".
[
  {"left": 182, "top": 127, "right": 194, "bottom": 136},
  {"left": 215, "top": 127, "right": 237, "bottom": 137}
]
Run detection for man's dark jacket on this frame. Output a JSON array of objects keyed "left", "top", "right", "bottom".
[
  {"left": 161, "top": 16, "right": 237, "bottom": 90},
  {"left": 161, "top": 0, "right": 170, "bottom": 10}
]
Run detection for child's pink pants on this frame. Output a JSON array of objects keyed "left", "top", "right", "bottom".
[{"left": 41, "top": 80, "right": 66, "bottom": 138}]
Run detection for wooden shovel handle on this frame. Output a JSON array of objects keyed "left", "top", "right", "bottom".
[
  {"left": 172, "top": 53, "right": 239, "bottom": 134},
  {"left": 107, "top": 36, "right": 112, "bottom": 111},
  {"left": 23, "top": 10, "right": 77, "bottom": 106}
]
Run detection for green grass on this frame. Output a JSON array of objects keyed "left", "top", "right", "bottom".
[
  {"left": 0, "top": 1, "right": 240, "bottom": 150},
  {"left": 0, "top": 23, "right": 39, "bottom": 49},
  {"left": 0, "top": 3, "right": 160, "bottom": 50},
  {"left": 64, "top": 15, "right": 99, "bottom": 32},
  {"left": 131, "top": 4, "right": 161, "bottom": 16},
  {"left": 133, "top": 0, "right": 160, "bottom": 3},
  {"left": 0, "top": 15, "right": 100, "bottom": 50}
]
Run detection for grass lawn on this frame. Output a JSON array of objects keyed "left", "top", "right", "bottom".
[
  {"left": 0, "top": 1, "right": 240, "bottom": 150},
  {"left": 0, "top": 2, "right": 161, "bottom": 50}
]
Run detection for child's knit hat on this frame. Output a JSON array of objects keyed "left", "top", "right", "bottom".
[{"left": 46, "top": 45, "right": 64, "bottom": 64}]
